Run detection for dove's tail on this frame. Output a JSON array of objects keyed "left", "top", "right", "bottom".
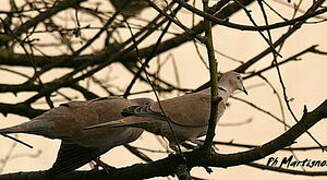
[
  {"left": 0, "top": 125, "right": 24, "bottom": 134},
  {"left": 0, "top": 120, "right": 52, "bottom": 148},
  {"left": 0, "top": 120, "right": 50, "bottom": 136},
  {"left": 85, "top": 117, "right": 150, "bottom": 130},
  {"left": 0, "top": 120, "right": 49, "bottom": 149}
]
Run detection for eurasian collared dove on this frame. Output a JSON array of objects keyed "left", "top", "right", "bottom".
[
  {"left": 0, "top": 97, "right": 153, "bottom": 175},
  {"left": 85, "top": 72, "right": 247, "bottom": 150}
]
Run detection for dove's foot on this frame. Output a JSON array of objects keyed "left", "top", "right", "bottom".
[
  {"left": 180, "top": 139, "right": 204, "bottom": 150},
  {"left": 169, "top": 144, "right": 180, "bottom": 152},
  {"left": 204, "top": 166, "right": 213, "bottom": 174},
  {"left": 92, "top": 158, "right": 116, "bottom": 174},
  {"left": 189, "top": 138, "right": 204, "bottom": 146}
]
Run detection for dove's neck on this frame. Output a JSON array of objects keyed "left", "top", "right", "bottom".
[
  {"left": 219, "top": 78, "right": 237, "bottom": 100},
  {"left": 198, "top": 86, "right": 232, "bottom": 102}
]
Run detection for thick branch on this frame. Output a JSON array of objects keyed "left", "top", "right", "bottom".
[
  {"left": 1, "top": 100, "right": 326, "bottom": 179},
  {"left": 0, "top": 102, "right": 45, "bottom": 118},
  {"left": 202, "top": 0, "right": 219, "bottom": 146}
]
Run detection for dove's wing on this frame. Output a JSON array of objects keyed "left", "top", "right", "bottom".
[
  {"left": 149, "top": 91, "right": 213, "bottom": 127},
  {"left": 85, "top": 91, "right": 224, "bottom": 130}
]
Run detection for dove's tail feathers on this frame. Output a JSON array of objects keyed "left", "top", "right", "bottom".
[
  {"left": 0, "top": 120, "right": 51, "bottom": 136},
  {"left": 0, "top": 120, "right": 49, "bottom": 149},
  {"left": 85, "top": 117, "right": 151, "bottom": 130},
  {"left": 0, "top": 126, "right": 25, "bottom": 134}
]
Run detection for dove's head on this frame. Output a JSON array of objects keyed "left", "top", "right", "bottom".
[{"left": 219, "top": 71, "right": 248, "bottom": 95}]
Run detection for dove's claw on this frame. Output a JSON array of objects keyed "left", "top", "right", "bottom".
[{"left": 93, "top": 158, "right": 116, "bottom": 174}]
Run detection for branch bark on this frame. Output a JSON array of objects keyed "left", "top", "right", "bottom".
[{"left": 202, "top": 0, "right": 219, "bottom": 147}]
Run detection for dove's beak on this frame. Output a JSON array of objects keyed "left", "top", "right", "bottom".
[{"left": 241, "top": 82, "right": 248, "bottom": 95}]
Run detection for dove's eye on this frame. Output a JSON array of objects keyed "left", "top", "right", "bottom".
[{"left": 237, "top": 76, "right": 241, "bottom": 80}]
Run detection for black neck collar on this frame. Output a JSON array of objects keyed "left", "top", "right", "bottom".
[{"left": 218, "top": 86, "right": 227, "bottom": 92}]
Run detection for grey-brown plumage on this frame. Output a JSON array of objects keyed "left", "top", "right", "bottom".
[
  {"left": 0, "top": 96, "right": 154, "bottom": 175},
  {"left": 109, "top": 0, "right": 149, "bottom": 18},
  {"left": 85, "top": 72, "right": 247, "bottom": 150}
]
